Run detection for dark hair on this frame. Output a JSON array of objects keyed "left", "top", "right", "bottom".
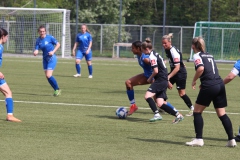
[
  {"left": 141, "top": 37, "right": 152, "bottom": 49},
  {"left": 38, "top": 25, "right": 46, "bottom": 32},
  {"left": 132, "top": 41, "right": 142, "bottom": 50},
  {"left": 0, "top": 28, "right": 8, "bottom": 38}
]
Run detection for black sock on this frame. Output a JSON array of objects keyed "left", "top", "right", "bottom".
[
  {"left": 160, "top": 104, "right": 178, "bottom": 116},
  {"left": 181, "top": 94, "right": 192, "bottom": 109},
  {"left": 193, "top": 112, "right": 203, "bottom": 139},
  {"left": 219, "top": 114, "right": 234, "bottom": 140},
  {"left": 146, "top": 98, "right": 158, "bottom": 113}
]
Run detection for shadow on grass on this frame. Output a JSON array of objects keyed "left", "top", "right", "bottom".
[
  {"left": 14, "top": 92, "right": 51, "bottom": 97},
  {"left": 129, "top": 137, "right": 184, "bottom": 145}
]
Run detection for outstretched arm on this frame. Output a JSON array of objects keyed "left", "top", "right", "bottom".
[{"left": 223, "top": 72, "right": 236, "bottom": 84}]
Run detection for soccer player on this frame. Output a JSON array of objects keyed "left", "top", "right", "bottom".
[
  {"left": 141, "top": 39, "right": 184, "bottom": 123},
  {"left": 223, "top": 59, "right": 240, "bottom": 142},
  {"left": 186, "top": 37, "right": 236, "bottom": 147},
  {"left": 126, "top": 39, "right": 179, "bottom": 122},
  {"left": 162, "top": 33, "right": 194, "bottom": 116},
  {"left": 72, "top": 24, "right": 93, "bottom": 78},
  {"left": 33, "top": 25, "right": 61, "bottom": 96},
  {"left": 0, "top": 28, "right": 21, "bottom": 122}
]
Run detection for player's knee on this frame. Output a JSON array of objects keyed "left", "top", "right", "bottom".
[{"left": 125, "top": 79, "right": 132, "bottom": 87}]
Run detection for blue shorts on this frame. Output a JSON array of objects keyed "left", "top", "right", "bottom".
[
  {"left": 76, "top": 50, "right": 92, "bottom": 61},
  {"left": 43, "top": 54, "right": 57, "bottom": 70},
  {"left": 0, "top": 78, "right": 6, "bottom": 86}
]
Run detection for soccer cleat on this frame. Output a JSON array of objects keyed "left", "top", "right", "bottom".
[
  {"left": 173, "top": 114, "right": 184, "bottom": 124},
  {"left": 226, "top": 139, "right": 237, "bottom": 147},
  {"left": 128, "top": 104, "right": 138, "bottom": 115},
  {"left": 149, "top": 114, "right": 162, "bottom": 122},
  {"left": 186, "top": 138, "right": 204, "bottom": 146},
  {"left": 88, "top": 75, "right": 93, "bottom": 78},
  {"left": 234, "top": 135, "right": 240, "bottom": 142},
  {"left": 73, "top": 74, "right": 81, "bottom": 77},
  {"left": 185, "top": 110, "right": 193, "bottom": 116},
  {"left": 53, "top": 89, "right": 61, "bottom": 96},
  {"left": 6, "top": 115, "right": 22, "bottom": 122}
]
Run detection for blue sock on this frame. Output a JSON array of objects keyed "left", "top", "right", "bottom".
[
  {"left": 76, "top": 64, "right": 81, "bottom": 74},
  {"left": 127, "top": 90, "right": 135, "bottom": 104},
  {"left": 166, "top": 102, "right": 178, "bottom": 112},
  {"left": 88, "top": 65, "right": 93, "bottom": 75},
  {"left": 48, "top": 76, "right": 59, "bottom": 90},
  {"left": 6, "top": 98, "right": 13, "bottom": 114}
]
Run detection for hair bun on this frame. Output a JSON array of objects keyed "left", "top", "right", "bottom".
[{"left": 145, "top": 38, "right": 151, "bottom": 43}]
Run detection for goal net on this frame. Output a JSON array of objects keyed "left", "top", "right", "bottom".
[
  {"left": 112, "top": 43, "right": 133, "bottom": 58},
  {"left": 189, "top": 21, "right": 240, "bottom": 62},
  {"left": 0, "top": 7, "right": 71, "bottom": 58}
]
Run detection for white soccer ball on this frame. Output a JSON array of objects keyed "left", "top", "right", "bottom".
[{"left": 116, "top": 107, "right": 128, "bottom": 119}]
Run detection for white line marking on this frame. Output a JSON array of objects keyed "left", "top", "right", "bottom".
[{"left": 0, "top": 99, "right": 238, "bottom": 115}]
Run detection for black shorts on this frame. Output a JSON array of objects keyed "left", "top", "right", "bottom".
[
  {"left": 169, "top": 73, "right": 187, "bottom": 90},
  {"left": 147, "top": 80, "right": 168, "bottom": 99},
  {"left": 196, "top": 82, "right": 227, "bottom": 108}
]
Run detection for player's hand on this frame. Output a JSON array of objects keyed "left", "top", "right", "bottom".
[
  {"left": 33, "top": 50, "right": 38, "bottom": 56},
  {"left": 147, "top": 78, "right": 153, "bottom": 83},
  {"left": 86, "top": 49, "right": 90, "bottom": 54},
  {"left": 168, "top": 81, "right": 173, "bottom": 89},
  {"left": 192, "top": 81, "right": 196, "bottom": 90},
  {"left": 0, "top": 72, "right": 4, "bottom": 79},
  {"left": 72, "top": 50, "right": 75, "bottom": 57},
  {"left": 48, "top": 51, "right": 54, "bottom": 56}
]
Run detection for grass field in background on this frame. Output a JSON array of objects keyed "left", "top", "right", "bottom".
[{"left": 0, "top": 56, "right": 239, "bottom": 160}]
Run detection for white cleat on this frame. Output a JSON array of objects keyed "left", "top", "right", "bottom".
[
  {"left": 186, "top": 138, "right": 204, "bottom": 147},
  {"left": 73, "top": 74, "right": 81, "bottom": 77},
  {"left": 88, "top": 75, "right": 93, "bottom": 78},
  {"left": 226, "top": 139, "right": 237, "bottom": 147}
]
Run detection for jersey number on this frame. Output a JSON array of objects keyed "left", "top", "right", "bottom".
[{"left": 208, "top": 58, "right": 215, "bottom": 74}]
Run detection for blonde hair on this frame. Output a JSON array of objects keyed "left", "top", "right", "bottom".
[
  {"left": 192, "top": 37, "right": 206, "bottom": 52},
  {"left": 141, "top": 37, "right": 152, "bottom": 49},
  {"left": 82, "top": 24, "right": 91, "bottom": 33},
  {"left": 162, "top": 33, "right": 173, "bottom": 42}
]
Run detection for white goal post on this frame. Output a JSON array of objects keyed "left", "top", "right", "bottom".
[
  {"left": 0, "top": 7, "right": 71, "bottom": 58},
  {"left": 112, "top": 43, "right": 132, "bottom": 58}
]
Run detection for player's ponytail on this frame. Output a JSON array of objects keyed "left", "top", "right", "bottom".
[
  {"left": 142, "top": 38, "right": 152, "bottom": 49},
  {"left": 162, "top": 33, "right": 173, "bottom": 42},
  {"left": 192, "top": 37, "right": 206, "bottom": 53}
]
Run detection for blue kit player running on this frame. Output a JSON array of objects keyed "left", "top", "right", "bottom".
[
  {"left": 34, "top": 25, "right": 61, "bottom": 96},
  {"left": 0, "top": 28, "right": 21, "bottom": 122},
  {"left": 223, "top": 59, "right": 240, "bottom": 142},
  {"left": 72, "top": 24, "right": 93, "bottom": 78},
  {"left": 126, "top": 39, "right": 178, "bottom": 120}
]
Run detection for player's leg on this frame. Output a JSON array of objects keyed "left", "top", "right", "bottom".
[
  {"left": 0, "top": 80, "right": 21, "bottom": 122},
  {"left": 44, "top": 56, "right": 61, "bottom": 96},
  {"left": 186, "top": 87, "right": 210, "bottom": 147},
  {"left": 145, "top": 91, "right": 162, "bottom": 122},
  {"left": 213, "top": 83, "right": 236, "bottom": 147},
  {"left": 235, "top": 126, "right": 240, "bottom": 142},
  {"left": 126, "top": 73, "right": 148, "bottom": 115},
  {"left": 176, "top": 78, "right": 194, "bottom": 116},
  {"left": 85, "top": 51, "right": 93, "bottom": 78},
  {"left": 74, "top": 50, "right": 83, "bottom": 77}
]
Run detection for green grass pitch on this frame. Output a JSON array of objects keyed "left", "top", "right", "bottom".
[{"left": 0, "top": 56, "right": 239, "bottom": 160}]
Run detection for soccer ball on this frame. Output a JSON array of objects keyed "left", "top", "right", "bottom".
[{"left": 116, "top": 107, "right": 128, "bottom": 119}]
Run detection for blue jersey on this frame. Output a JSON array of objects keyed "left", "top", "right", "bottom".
[
  {"left": 75, "top": 32, "right": 92, "bottom": 52},
  {"left": 232, "top": 59, "right": 240, "bottom": 76},
  {"left": 0, "top": 44, "right": 3, "bottom": 67},
  {"left": 35, "top": 35, "right": 58, "bottom": 59},
  {"left": 137, "top": 53, "right": 152, "bottom": 78}
]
